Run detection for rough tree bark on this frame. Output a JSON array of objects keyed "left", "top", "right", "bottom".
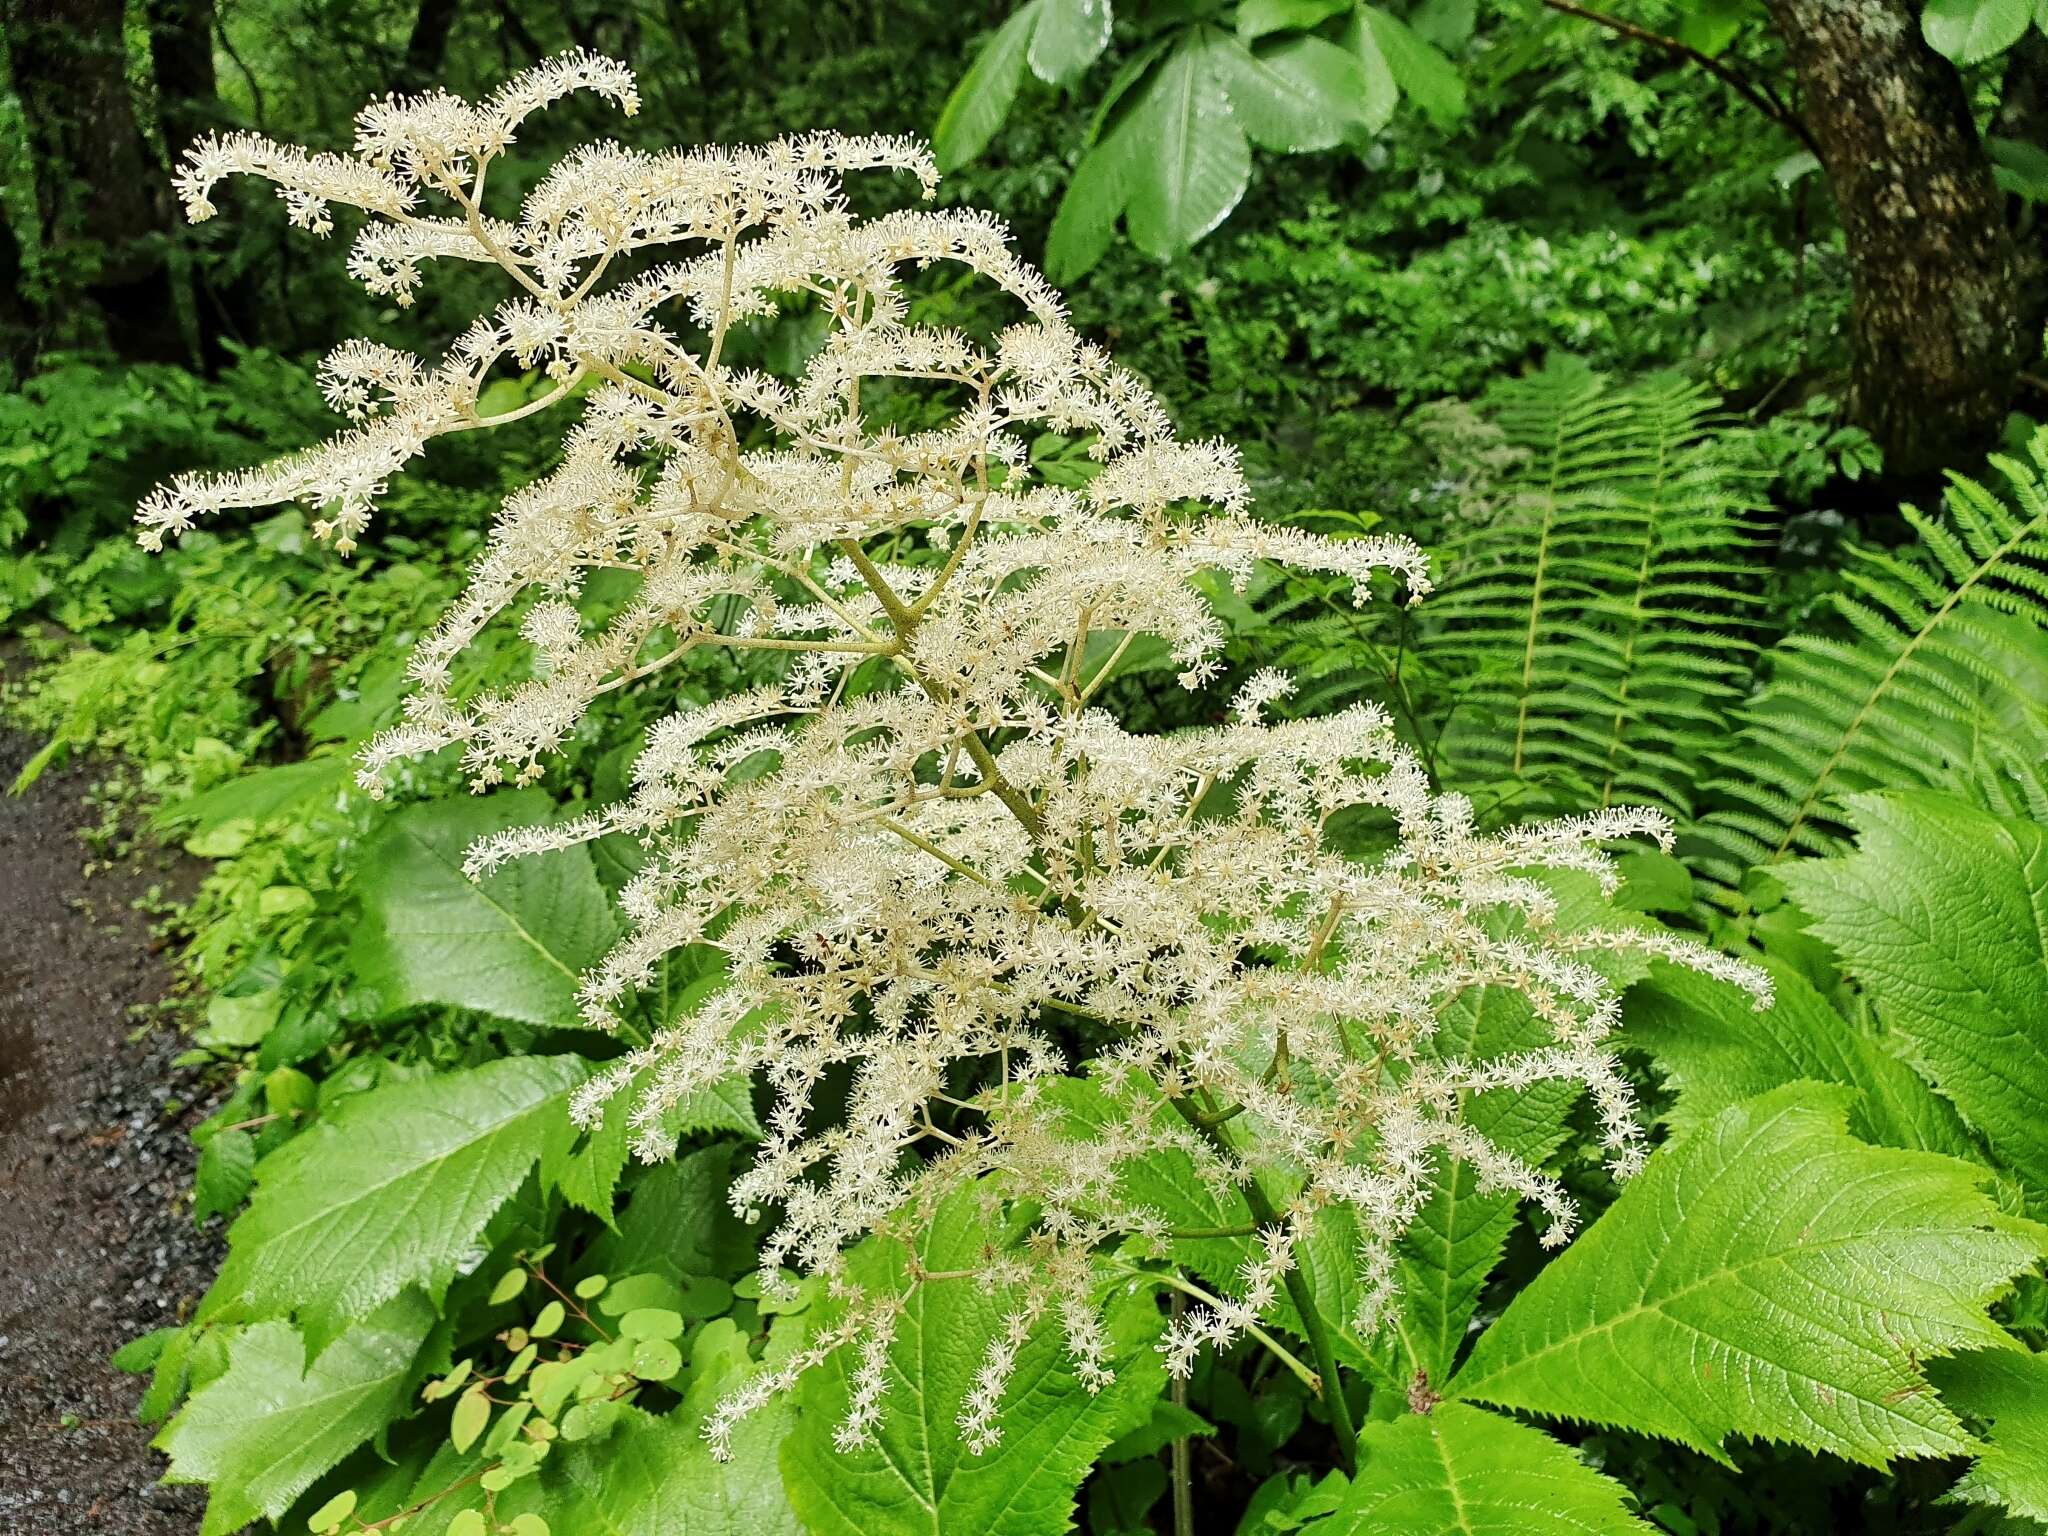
[
  {"left": 1764, "top": 0, "right": 2024, "bottom": 477},
  {"left": 4, "top": 0, "right": 190, "bottom": 362},
  {"left": 145, "top": 0, "right": 275, "bottom": 365}
]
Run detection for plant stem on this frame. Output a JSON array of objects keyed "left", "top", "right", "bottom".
[
  {"left": 1167, "top": 1095, "right": 1360, "bottom": 1473},
  {"left": 1169, "top": 1291, "right": 1195, "bottom": 1536}
]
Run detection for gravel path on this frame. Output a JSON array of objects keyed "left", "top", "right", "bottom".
[{"left": 0, "top": 730, "right": 220, "bottom": 1532}]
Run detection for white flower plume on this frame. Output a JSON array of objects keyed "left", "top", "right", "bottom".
[{"left": 136, "top": 54, "right": 1766, "bottom": 1460}]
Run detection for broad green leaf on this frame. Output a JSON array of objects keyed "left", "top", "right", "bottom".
[
  {"left": 1778, "top": 792, "right": 2048, "bottom": 1200},
  {"left": 156, "top": 1295, "right": 432, "bottom": 1536},
  {"left": 1674, "top": 0, "right": 1752, "bottom": 55},
  {"left": 193, "top": 1127, "right": 257, "bottom": 1224},
  {"left": 1410, "top": 0, "right": 1477, "bottom": 47},
  {"left": 1124, "top": 34, "right": 1251, "bottom": 259},
  {"left": 1046, "top": 117, "right": 1144, "bottom": 282},
  {"left": 1335, "top": 6, "right": 1401, "bottom": 133},
  {"left": 780, "top": 1185, "right": 1165, "bottom": 1536},
  {"left": 1357, "top": 5, "right": 1464, "bottom": 127},
  {"left": 1373, "top": 876, "right": 1654, "bottom": 1391},
  {"left": 935, "top": 4, "right": 1041, "bottom": 170},
  {"left": 1237, "top": 0, "right": 1352, "bottom": 41},
  {"left": 202, "top": 1056, "right": 590, "bottom": 1341},
  {"left": 1317, "top": 1402, "right": 1651, "bottom": 1533},
  {"left": 1923, "top": 0, "right": 2032, "bottom": 62},
  {"left": 1452, "top": 1083, "right": 2044, "bottom": 1468},
  {"left": 582, "top": 1141, "right": 758, "bottom": 1286},
  {"left": 165, "top": 753, "right": 352, "bottom": 835},
  {"left": 1624, "top": 954, "right": 1976, "bottom": 1158},
  {"left": 1029, "top": 0, "right": 1111, "bottom": 83},
  {"left": 1209, "top": 34, "right": 1378, "bottom": 152},
  {"left": 1932, "top": 1349, "right": 2048, "bottom": 1524},
  {"left": 548, "top": 1059, "right": 761, "bottom": 1219},
  {"left": 352, "top": 790, "right": 618, "bottom": 1029},
  {"left": 1992, "top": 134, "right": 2048, "bottom": 204}
]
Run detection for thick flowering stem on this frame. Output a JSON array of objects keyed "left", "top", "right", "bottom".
[{"left": 1170, "top": 1094, "right": 1360, "bottom": 1473}]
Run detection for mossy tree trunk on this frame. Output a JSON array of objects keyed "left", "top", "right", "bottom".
[
  {"left": 1766, "top": 0, "right": 2024, "bottom": 476},
  {"left": 4, "top": 0, "right": 191, "bottom": 362}
]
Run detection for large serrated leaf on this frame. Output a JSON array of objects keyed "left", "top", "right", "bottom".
[
  {"left": 1317, "top": 1402, "right": 1652, "bottom": 1533},
  {"left": 352, "top": 790, "right": 618, "bottom": 1028},
  {"left": 780, "top": 1185, "right": 1165, "bottom": 1536},
  {"left": 202, "top": 1055, "right": 589, "bottom": 1342},
  {"left": 1931, "top": 1349, "right": 2048, "bottom": 1525},
  {"left": 1450, "top": 1083, "right": 2043, "bottom": 1468},
  {"left": 1779, "top": 792, "right": 2048, "bottom": 1201},
  {"left": 156, "top": 1295, "right": 432, "bottom": 1536},
  {"left": 1624, "top": 953, "right": 1976, "bottom": 1159}
]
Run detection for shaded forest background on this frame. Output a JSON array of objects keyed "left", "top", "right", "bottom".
[{"left": 4, "top": 0, "right": 2046, "bottom": 532}]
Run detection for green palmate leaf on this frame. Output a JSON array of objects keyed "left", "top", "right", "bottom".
[
  {"left": 1923, "top": 0, "right": 2033, "bottom": 62},
  {"left": 1208, "top": 34, "right": 1379, "bottom": 152},
  {"left": 203, "top": 1055, "right": 590, "bottom": 1342},
  {"left": 1028, "top": 0, "right": 1111, "bottom": 84},
  {"left": 1237, "top": 0, "right": 1353, "bottom": 40},
  {"left": 1045, "top": 115, "right": 1143, "bottom": 281},
  {"left": 1624, "top": 954, "right": 1977, "bottom": 1159},
  {"left": 935, "top": 3, "right": 1041, "bottom": 170},
  {"left": 780, "top": 1186, "right": 1165, "bottom": 1536},
  {"left": 1356, "top": 5, "right": 1465, "bottom": 126},
  {"left": 352, "top": 790, "right": 618, "bottom": 1029},
  {"left": 1779, "top": 792, "right": 2048, "bottom": 1201},
  {"left": 1452, "top": 1084, "right": 2044, "bottom": 1468},
  {"left": 157, "top": 1295, "right": 432, "bottom": 1536},
  {"left": 1124, "top": 34, "right": 1251, "bottom": 258},
  {"left": 1931, "top": 1349, "right": 2048, "bottom": 1524},
  {"left": 1317, "top": 1402, "right": 1652, "bottom": 1533}
]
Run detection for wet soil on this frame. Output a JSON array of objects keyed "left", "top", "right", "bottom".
[{"left": 0, "top": 729, "right": 220, "bottom": 1533}]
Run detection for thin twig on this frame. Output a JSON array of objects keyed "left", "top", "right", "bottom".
[{"left": 1540, "top": 0, "right": 1821, "bottom": 159}]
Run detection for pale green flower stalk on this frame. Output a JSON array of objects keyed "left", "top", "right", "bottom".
[{"left": 137, "top": 54, "right": 1768, "bottom": 1466}]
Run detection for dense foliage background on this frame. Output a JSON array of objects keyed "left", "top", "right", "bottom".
[{"left": 2, "top": 1, "right": 2047, "bottom": 1533}]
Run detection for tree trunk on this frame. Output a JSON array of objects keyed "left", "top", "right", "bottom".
[
  {"left": 5, "top": 0, "right": 189, "bottom": 363},
  {"left": 1765, "top": 0, "right": 2023, "bottom": 477},
  {"left": 145, "top": 0, "right": 266, "bottom": 367},
  {"left": 0, "top": 213, "right": 35, "bottom": 373},
  {"left": 401, "top": 0, "right": 462, "bottom": 90}
]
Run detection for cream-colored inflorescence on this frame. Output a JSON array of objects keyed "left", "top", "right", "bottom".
[{"left": 137, "top": 56, "right": 1767, "bottom": 1460}]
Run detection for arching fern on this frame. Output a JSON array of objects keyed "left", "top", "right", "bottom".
[
  {"left": 1422, "top": 362, "right": 1768, "bottom": 816},
  {"left": 1688, "top": 431, "right": 2048, "bottom": 886}
]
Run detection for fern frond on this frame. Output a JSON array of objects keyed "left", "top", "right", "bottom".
[
  {"left": 1424, "top": 361, "right": 1768, "bottom": 816},
  {"left": 1689, "top": 431, "right": 2048, "bottom": 886}
]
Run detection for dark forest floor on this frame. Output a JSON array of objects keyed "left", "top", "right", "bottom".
[{"left": 0, "top": 729, "right": 218, "bottom": 1533}]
